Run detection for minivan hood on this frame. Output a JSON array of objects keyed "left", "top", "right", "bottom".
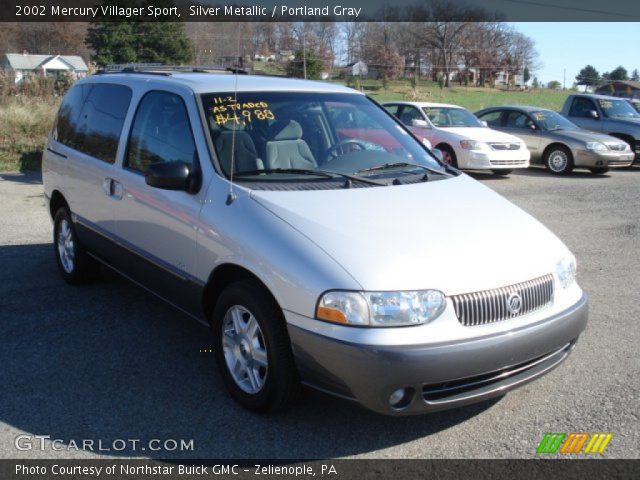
[
  {"left": 250, "top": 175, "right": 568, "bottom": 295},
  {"left": 440, "top": 127, "right": 523, "bottom": 143}
]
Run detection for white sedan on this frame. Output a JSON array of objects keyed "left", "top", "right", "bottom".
[{"left": 383, "top": 101, "right": 530, "bottom": 175}]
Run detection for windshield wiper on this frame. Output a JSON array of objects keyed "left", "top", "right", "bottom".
[
  {"left": 356, "top": 162, "right": 453, "bottom": 177},
  {"left": 234, "top": 168, "right": 387, "bottom": 186}
]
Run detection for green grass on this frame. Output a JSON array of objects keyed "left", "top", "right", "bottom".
[
  {"left": 0, "top": 96, "right": 59, "bottom": 172},
  {"left": 339, "top": 79, "right": 571, "bottom": 112}
]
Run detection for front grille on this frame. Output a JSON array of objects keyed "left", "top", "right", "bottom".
[
  {"left": 451, "top": 274, "right": 554, "bottom": 326},
  {"left": 607, "top": 143, "right": 627, "bottom": 152},
  {"left": 489, "top": 142, "right": 521, "bottom": 150},
  {"left": 490, "top": 159, "right": 528, "bottom": 166}
]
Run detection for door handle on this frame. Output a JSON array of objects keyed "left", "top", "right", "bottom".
[{"left": 102, "top": 178, "right": 123, "bottom": 200}]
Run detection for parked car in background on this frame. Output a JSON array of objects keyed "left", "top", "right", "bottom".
[
  {"left": 43, "top": 70, "right": 587, "bottom": 415},
  {"left": 475, "top": 106, "right": 634, "bottom": 174},
  {"left": 383, "top": 101, "right": 530, "bottom": 176},
  {"left": 560, "top": 94, "right": 640, "bottom": 162}
]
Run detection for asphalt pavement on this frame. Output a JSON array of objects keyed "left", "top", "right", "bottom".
[{"left": 0, "top": 166, "right": 638, "bottom": 459}]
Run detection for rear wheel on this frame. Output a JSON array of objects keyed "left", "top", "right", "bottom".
[
  {"left": 491, "top": 169, "right": 513, "bottom": 176},
  {"left": 437, "top": 145, "right": 458, "bottom": 168},
  {"left": 544, "top": 146, "right": 573, "bottom": 175},
  {"left": 53, "top": 208, "right": 99, "bottom": 284},
  {"left": 589, "top": 167, "right": 609, "bottom": 175},
  {"left": 211, "top": 279, "right": 300, "bottom": 412}
]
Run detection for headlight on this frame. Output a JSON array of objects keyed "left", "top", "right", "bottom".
[
  {"left": 316, "top": 290, "right": 446, "bottom": 327},
  {"left": 585, "top": 142, "right": 607, "bottom": 152},
  {"left": 460, "top": 140, "right": 484, "bottom": 150},
  {"left": 555, "top": 254, "right": 577, "bottom": 289}
]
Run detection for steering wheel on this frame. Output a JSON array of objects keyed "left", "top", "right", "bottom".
[{"left": 324, "top": 139, "right": 368, "bottom": 161}]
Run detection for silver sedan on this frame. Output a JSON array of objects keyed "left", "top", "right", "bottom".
[{"left": 475, "top": 106, "right": 635, "bottom": 174}]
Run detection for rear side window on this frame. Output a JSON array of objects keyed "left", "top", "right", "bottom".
[
  {"left": 54, "top": 83, "right": 132, "bottom": 164},
  {"left": 478, "top": 110, "right": 502, "bottom": 126},
  {"left": 54, "top": 84, "right": 90, "bottom": 147},
  {"left": 74, "top": 84, "right": 132, "bottom": 163},
  {"left": 384, "top": 104, "right": 400, "bottom": 116},
  {"left": 126, "top": 91, "right": 197, "bottom": 173}
]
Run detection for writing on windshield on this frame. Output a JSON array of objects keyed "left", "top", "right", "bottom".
[{"left": 210, "top": 97, "right": 276, "bottom": 126}]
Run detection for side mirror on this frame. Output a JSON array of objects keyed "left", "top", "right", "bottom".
[
  {"left": 481, "top": 120, "right": 488, "bottom": 127},
  {"left": 145, "top": 161, "right": 199, "bottom": 192},
  {"left": 411, "top": 119, "right": 429, "bottom": 128},
  {"left": 589, "top": 110, "right": 599, "bottom": 119},
  {"left": 529, "top": 123, "right": 537, "bottom": 130},
  {"left": 431, "top": 148, "right": 444, "bottom": 163}
]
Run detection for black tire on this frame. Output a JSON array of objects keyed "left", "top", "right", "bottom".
[
  {"left": 211, "top": 279, "right": 300, "bottom": 412},
  {"left": 544, "top": 145, "right": 573, "bottom": 175},
  {"left": 53, "top": 208, "right": 100, "bottom": 285},
  {"left": 437, "top": 145, "right": 458, "bottom": 168},
  {"left": 491, "top": 169, "right": 513, "bottom": 176},
  {"left": 589, "top": 167, "right": 609, "bottom": 175}
]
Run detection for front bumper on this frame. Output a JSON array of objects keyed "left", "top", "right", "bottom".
[
  {"left": 575, "top": 149, "right": 635, "bottom": 168},
  {"left": 287, "top": 293, "right": 588, "bottom": 415},
  {"left": 460, "top": 149, "right": 530, "bottom": 170}
]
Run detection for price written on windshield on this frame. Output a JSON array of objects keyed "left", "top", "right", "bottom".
[{"left": 211, "top": 97, "right": 275, "bottom": 126}]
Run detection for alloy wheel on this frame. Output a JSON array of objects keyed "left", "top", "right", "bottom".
[
  {"left": 221, "top": 305, "right": 268, "bottom": 394},
  {"left": 57, "top": 219, "right": 75, "bottom": 274},
  {"left": 548, "top": 150, "right": 568, "bottom": 173}
]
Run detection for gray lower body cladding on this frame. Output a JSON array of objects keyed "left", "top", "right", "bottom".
[{"left": 288, "top": 293, "right": 588, "bottom": 415}]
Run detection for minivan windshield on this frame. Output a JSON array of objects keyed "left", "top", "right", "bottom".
[{"left": 200, "top": 92, "right": 446, "bottom": 183}]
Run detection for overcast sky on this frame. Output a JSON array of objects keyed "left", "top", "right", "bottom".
[{"left": 512, "top": 22, "right": 640, "bottom": 86}]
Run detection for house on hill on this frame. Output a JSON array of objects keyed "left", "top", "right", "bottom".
[{"left": 2, "top": 53, "right": 89, "bottom": 83}]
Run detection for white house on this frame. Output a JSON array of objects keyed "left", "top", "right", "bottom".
[
  {"left": 2, "top": 53, "right": 89, "bottom": 84},
  {"left": 343, "top": 60, "right": 368, "bottom": 77}
]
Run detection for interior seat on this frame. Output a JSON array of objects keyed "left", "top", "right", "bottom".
[
  {"left": 264, "top": 120, "right": 316, "bottom": 169},
  {"left": 214, "top": 125, "right": 263, "bottom": 174}
]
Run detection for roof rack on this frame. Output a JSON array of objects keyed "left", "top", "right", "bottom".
[{"left": 95, "top": 64, "right": 249, "bottom": 76}]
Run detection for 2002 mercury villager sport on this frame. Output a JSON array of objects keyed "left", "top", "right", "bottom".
[{"left": 42, "top": 71, "right": 588, "bottom": 415}]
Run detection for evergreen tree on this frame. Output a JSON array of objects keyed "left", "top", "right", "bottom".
[
  {"left": 86, "top": 0, "right": 192, "bottom": 68},
  {"left": 608, "top": 66, "right": 629, "bottom": 81},
  {"left": 575, "top": 65, "right": 600, "bottom": 91},
  {"left": 286, "top": 50, "right": 323, "bottom": 79}
]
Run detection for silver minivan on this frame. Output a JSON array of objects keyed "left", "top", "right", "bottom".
[{"left": 43, "top": 70, "right": 588, "bottom": 415}]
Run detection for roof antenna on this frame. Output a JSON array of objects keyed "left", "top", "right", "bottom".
[{"left": 226, "top": 29, "right": 242, "bottom": 206}]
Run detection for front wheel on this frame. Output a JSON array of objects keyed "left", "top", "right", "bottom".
[
  {"left": 589, "top": 167, "right": 609, "bottom": 175},
  {"left": 211, "top": 280, "right": 300, "bottom": 412},
  {"left": 491, "top": 169, "right": 513, "bottom": 176},
  {"left": 544, "top": 146, "right": 573, "bottom": 175}
]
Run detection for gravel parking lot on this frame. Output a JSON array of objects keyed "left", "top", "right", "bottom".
[{"left": 0, "top": 167, "right": 638, "bottom": 459}]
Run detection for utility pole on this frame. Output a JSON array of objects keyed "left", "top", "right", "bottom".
[{"left": 563, "top": 68, "right": 566, "bottom": 90}]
